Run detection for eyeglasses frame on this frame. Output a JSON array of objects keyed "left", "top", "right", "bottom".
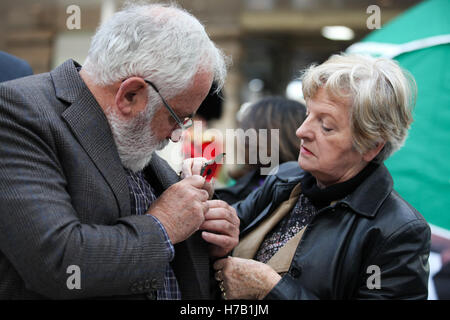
[{"left": 144, "top": 80, "right": 193, "bottom": 131}]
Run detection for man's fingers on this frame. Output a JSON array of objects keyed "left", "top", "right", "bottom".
[
  {"left": 205, "top": 203, "right": 240, "bottom": 226},
  {"left": 182, "top": 175, "right": 206, "bottom": 188},
  {"left": 181, "top": 159, "right": 194, "bottom": 178},
  {"left": 175, "top": 177, "right": 209, "bottom": 201},
  {"left": 202, "top": 231, "right": 236, "bottom": 248},
  {"left": 202, "top": 180, "right": 214, "bottom": 199},
  {"left": 181, "top": 158, "right": 208, "bottom": 178},
  {"left": 207, "top": 199, "right": 229, "bottom": 208},
  {"left": 200, "top": 219, "right": 237, "bottom": 236},
  {"left": 204, "top": 212, "right": 240, "bottom": 228},
  {"left": 200, "top": 189, "right": 210, "bottom": 202},
  {"left": 202, "top": 201, "right": 210, "bottom": 215},
  {"left": 192, "top": 157, "right": 208, "bottom": 176}
]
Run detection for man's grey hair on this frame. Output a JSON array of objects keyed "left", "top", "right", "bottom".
[
  {"left": 301, "top": 53, "right": 417, "bottom": 162},
  {"left": 83, "top": 2, "right": 228, "bottom": 101}
]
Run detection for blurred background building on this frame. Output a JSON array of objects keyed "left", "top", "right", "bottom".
[
  {"left": 2, "top": 0, "right": 450, "bottom": 300},
  {"left": 0, "top": 0, "right": 422, "bottom": 130}
]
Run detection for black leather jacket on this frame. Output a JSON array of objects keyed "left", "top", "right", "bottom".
[{"left": 234, "top": 162, "right": 431, "bottom": 299}]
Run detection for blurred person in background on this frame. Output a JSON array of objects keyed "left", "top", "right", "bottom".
[
  {"left": 0, "top": 51, "right": 33, "bottom": 82},
  {"left": 216, "top": 96, "right": 306, "bottom": 204},
  {"left": 0, "top": 3, "right": 239, "bottom": 300},
  {"left": 431, "top": 233, "right": 450, "bottom": 299},
  {"left": 212, "top": 54, "right": 430, "bottom": 300}
]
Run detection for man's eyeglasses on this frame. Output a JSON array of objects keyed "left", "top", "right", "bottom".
[{"left": 144, "top": 80, "right": 193, "bottom": 131}]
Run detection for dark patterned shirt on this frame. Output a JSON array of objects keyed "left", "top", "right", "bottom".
[
  {"left": 254, "top": 193, "right": 317, "bottom": 264},
  {"left": 124, "top": 168, "right": 181, "bottom": 300}
]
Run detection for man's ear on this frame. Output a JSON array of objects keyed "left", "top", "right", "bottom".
[
  {"left": 115, "top": 77, "right": 148, "bottom": 116},
  {"left": 363, "top": 141, "right": 386, "bottom": 162}
]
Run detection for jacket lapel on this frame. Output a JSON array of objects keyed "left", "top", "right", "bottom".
[
  {"left": 145, "top": 153, "right": 180, "bottom": 191},
  {"left": 144, "top": 154, "right": 211, "bottom": 299},
  {"left": 233, "top": 183, "right": 302, "bottom": 259},
  {"left": 240, "top": 181, "right": 299, "bottom": 237},
  {"left": 172, "top": 233, "right": 211, "bottom": 299},
  {"left": 53, "top": 60, "right": 130, "bottom": 218}
]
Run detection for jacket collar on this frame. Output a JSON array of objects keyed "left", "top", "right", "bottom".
[
  {"left": 51, "top": 59, "right": 86, "bottom": 104},
  {"left": 338, "top": 163, "right": 393, "bottom": 218},
  {"left": 53, "top": 59, "right": 131, "bottom": 218},
  {"left": 144, "top": 153, "right": 181, "bottom": 195}
]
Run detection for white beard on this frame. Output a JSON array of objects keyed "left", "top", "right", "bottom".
[{"left": 105, "top": 104, "right": 169, "bottom": 173}]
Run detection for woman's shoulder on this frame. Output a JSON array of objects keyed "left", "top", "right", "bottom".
[{"left": 378, "top": 189, "right": 429, "bottom": 233}]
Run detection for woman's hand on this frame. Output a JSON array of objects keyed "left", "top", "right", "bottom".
[
  {"left": 181, "top": 157, "right": 214, "bottom": 199},
  {"left": 213, "top": 257, "right": 281, "bottom": 300}
]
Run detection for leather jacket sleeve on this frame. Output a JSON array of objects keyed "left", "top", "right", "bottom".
[
  {"left": 356, "top": 219, "right": 431, "bottom": 299},
  {"left": 265, "top": 219, "right": 430, "bottom": 300},
  {"left": 265, "top": 275, "right": 320, "bottom": 300}
]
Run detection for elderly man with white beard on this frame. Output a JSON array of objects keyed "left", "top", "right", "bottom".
[{"left": 0, "top": 3, "right": 239, "bottom": 300}]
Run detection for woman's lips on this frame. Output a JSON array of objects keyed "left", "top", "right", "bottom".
[{"left": 301, "top": 145, "right": 314, "bottom": 156}]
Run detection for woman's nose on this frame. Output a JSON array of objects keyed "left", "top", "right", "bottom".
[
  {"left": 296, "top": 125, "right": 302, "bottom": 138},
  {"left": 296, "top": 119, "right": 312, "bottom": 140}
]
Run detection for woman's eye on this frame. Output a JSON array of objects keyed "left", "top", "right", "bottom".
[{"left": 322, "top": 125, "right": 332, "bottom": 132}]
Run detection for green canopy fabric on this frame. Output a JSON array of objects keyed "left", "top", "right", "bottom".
[{"left": 347, "top": 0, "right": 450, "bottom": 231}]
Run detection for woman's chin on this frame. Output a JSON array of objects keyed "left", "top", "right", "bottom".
[{"left": 298, "top": 156, "right": 311, "bottom": 171}]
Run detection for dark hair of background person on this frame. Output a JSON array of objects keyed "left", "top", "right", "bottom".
[
  {"left": 216, "top": 96, "right": 306, "bottom": 205},
  {"left": 196, "top": 82, "right": 223, "bottom": 121},
  {"left": 239, "top": 96, "right": 306, "bottom": 164}
]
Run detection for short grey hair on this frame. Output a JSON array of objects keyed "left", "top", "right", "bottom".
[
  {"left": 301, "top": 53, "right": 417, "bottom": 162},
  {"left": 83, "top": 2, "right": 228, "bottom": 100}
]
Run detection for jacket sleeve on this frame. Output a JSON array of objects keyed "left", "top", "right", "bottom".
[
  {"left": 265, "top": 219, "right": 430, "bottom": 300},
  {"left": 356, "top": 219, "right": 431, "bottom": 299},
  {"left": 264, "top": 274, "right": 320, "bottom": 300},
  {"left": 0, "top": 85, "right": 171, "bottom": 299}
]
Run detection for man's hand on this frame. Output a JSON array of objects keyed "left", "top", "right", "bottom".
[
  {"left": 200, "top": 200, "right": 240, "bottom": 258},
  {"left": 181, "top": 157, "right": 214, "bottom": 199},
  {"left": 147, "top": 175, "right": 209, "bottom": 244}
]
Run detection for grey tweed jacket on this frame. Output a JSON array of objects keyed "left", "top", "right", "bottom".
[{"left": 0, "top": 60, "right": 210, "bottom": 299}]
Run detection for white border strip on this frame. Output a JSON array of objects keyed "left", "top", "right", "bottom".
[
  {"left": 347, "top": 34, "right": 450, "bottom": 59},
  {"left": 430, "top": 223, "right": 450, "bottom": 239}
]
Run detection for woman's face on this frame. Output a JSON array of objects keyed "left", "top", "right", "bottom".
[{"left": 296, "top": 88, "right": 368, "bottom": 188}]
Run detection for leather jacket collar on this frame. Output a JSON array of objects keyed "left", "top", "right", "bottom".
[
  {"left": 272, "top": 162, "right": 394, "bottom": 218},
  {"left": 339, "top": 163, "right": 393, "bottom": 218}
]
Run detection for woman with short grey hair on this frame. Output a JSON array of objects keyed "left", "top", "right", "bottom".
[
  {"left": 212, "top": 54, "right": 430, "bottom": 300},
  {"left": 301, "top": 54, "right": 415, "bottom": 163}
]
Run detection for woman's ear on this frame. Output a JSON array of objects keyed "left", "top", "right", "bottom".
[
  {"left": 363, "top": 141, "right": 386, "bottom": 162},
  {"left": 115, "top": 77, "right": 148, "bottom": 116}
]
